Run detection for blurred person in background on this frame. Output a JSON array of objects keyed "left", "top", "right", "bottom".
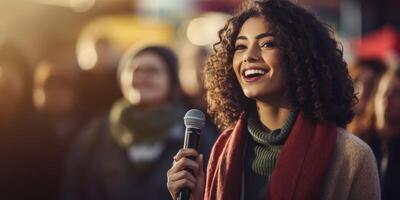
[
  {"left": 33, "top": 50, "right": 86, "bottom": 149},
  {"left": 347, "top": 58, "right": 387, "bottom": 142},
  {"left": 0, "top": 44, "right": 32, "bottom": 128},
  {"left": 62, "top": 45, "right": 215, "bottom": 200},
  {"left": 179, "top": 46, "right": 209, "bottom": 111},
  {"left": 370, "top": 66, "right": 400, "bottom": 200},
  {"left": 32, "top": 50, "right": 87, "bottom": 197},
  {"left": 178, "top": 45, "right": 219, "bottom": 134},
  {"left": 80, "top": 37, "right": 122, "bottom": 119},
  {"left": 0, "top": 43, "right": 59, "bottom": 200}
]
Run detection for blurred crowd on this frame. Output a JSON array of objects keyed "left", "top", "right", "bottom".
[
  {"left": 347, "top": 36, "right": 400, "bottom": 199},
  {"left": 0, "top": 36, "right": 217, "bottom": 200},
  {"left": 0, "top": 0, "right": 399, "bottom": 200}
]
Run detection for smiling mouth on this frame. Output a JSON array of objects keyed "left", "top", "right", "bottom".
[{"left": 241, "top": 68, "right": 270, "bottom": 81}]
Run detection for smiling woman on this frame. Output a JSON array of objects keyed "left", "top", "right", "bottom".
[
  {"left": 167, "top": 0, "right": 381, "bottom": 200},
  {"left": 204, "top": 1, "right": 357, "bottom": 131}
]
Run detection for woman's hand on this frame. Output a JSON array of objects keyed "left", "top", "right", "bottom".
[{"left": 167, "top": 148, "right": 205, "bottom": 200}]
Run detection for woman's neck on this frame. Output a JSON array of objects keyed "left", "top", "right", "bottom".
[{"left": 255, "top": 101, "right": 290, "bottom": 131}]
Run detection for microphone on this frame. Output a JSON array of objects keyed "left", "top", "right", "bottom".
[{"left": 177, "top": 109, "right": 206, "bottom": 200}]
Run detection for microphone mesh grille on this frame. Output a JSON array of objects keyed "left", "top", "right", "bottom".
[{"left": 184, "top": 109, "right": 206, "bottom": 129}]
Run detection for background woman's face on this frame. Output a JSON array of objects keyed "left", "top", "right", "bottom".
[
  {"left": 353, "top": 68, "right": 377, "bottom": 114},
  {"left": 120, "top": 52, "right": 171, "bottom": 107},
  {"left": 375, "top": 73, "right": 400, "bottom": 139},
  {"left": 232, "top": 16, "right": 286, "bottom": 103},
  {"left": 33, "top": 63, "right": 79, "bottom": 118}
]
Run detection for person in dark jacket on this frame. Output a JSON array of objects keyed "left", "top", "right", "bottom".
[
  {"left": 62, "top": 45, "right": 215, "bottom": 200},
  {"left": 370, "top": 67, "right": 400, "bottom": 200}
]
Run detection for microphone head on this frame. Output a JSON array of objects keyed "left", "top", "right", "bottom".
[{"left": 184, "top": 109, "right": 206, "bottom": 129}]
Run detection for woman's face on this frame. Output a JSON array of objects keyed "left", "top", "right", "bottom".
[
  {"left": 353, "top": 68, "right": 377, "bottom": 114},
  {"left": 33, "top": 64, "right": 78, "bottom": 118},
  {"left": 120, "top": 52, "right": 171, "bottom": 107},
  {"left": 375, "top": 74, "right": 400, "bottom": 138},
  {"left": 233, "top": 16, "right": 286, "bottom": 103}
]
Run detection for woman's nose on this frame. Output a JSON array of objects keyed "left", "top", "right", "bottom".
[
  {"left": 132, "top": 71, "right": 148, "bottom": 82},
  {"left": 243, "top": 45, "right": 261, "bottom": 63}
]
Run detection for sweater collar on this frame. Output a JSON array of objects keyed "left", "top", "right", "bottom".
[{"left": 247, "top": 110, "right": 298, "bottom": 145}]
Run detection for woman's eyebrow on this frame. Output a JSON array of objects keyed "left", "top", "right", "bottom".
[
  {"left": 255, "top": 32, "right": 274, "bottom": 39},
  {"left": 236, "top": 35, "right": 247, "bottom": 41},
  {"left": 236, "top": 32, "right": 274, "bottom": 41}
]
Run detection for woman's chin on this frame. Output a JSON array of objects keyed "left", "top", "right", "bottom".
[
  {"left": 243, "top": 90, "right": 287, "bottom": 106},
  {"left": 243, "top": 91, "right": 265, "bottom": 100}
]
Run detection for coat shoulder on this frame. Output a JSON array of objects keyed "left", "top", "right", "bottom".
[
  {"left": 322, "top": 128, "right": 380, "bottom": 200},
  {"left": 336, "top": 127, "right": 375, "bottom": 162}
]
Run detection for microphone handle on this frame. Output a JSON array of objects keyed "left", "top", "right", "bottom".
[
  {"left": 178, "top": 128, "right": 201, "bottom": 200},
  {"left": 183, "top": 128, "right": 200, "bottom": 149},
  {"left": 177, "top": 188, "right": 190, "bottom": 200}
]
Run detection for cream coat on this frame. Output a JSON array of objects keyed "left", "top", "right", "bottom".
[{"left": 322, "top": 128, "right": 381, "bottom": 200}]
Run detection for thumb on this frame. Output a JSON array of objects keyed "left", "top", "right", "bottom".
[{"left": 198, "top": 154, "right": 205, "bottom": 177}]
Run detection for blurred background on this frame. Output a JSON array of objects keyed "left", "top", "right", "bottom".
[
  {"left": 1, "top": 0, "right": 398, "bottom": 69},
  {"left": 0, "top": 0, "right": 399, "bottom": 200}
]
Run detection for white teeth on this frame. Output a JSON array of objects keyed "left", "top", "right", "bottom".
[{"left": 244, "top": 69, "right": 266, "bottom": 77}]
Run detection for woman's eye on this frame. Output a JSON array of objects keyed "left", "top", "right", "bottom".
[
  {"left": 234, "top": 44, "right": 246, "bottom": 51},
  {"left": 260, "top": 41, "right": 275, "bottom": 48}
]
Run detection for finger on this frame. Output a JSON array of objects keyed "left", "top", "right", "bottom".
[
  {"left": 194, "top": 154, "right": 204, "bottom": 177},
  {"left": 168, "top": 157, "right": 199, "bottom": 176},
  {"left": 173, "top": 148, "right": 199, "bottom": 162},
  {"left": 174, "top": 179, "right": 196, "bottom": 191},
  {"left": 167, "top": 178, "right": 196, "bottom": 197},
  {"left": 168, "top": 170, "right": 197, "bottom": 183},
  {"left": 199, "top": 154, "right": 204, "bottom": 176},
  {"left": 175, "top": 157, "right": 199, "bottom": 172}
]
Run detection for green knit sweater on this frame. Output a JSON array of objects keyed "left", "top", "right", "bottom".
[{"left": 243, "top": 111, "right": 297, "bottom": 200}]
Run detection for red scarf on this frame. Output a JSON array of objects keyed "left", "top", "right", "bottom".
[{"left": 204, "top": 113, "right": 337, "bottom": 200}]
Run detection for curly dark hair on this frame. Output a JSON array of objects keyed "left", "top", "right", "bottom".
[{"left": 204, "top": 0, "right": 356, "bottom": 130}]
